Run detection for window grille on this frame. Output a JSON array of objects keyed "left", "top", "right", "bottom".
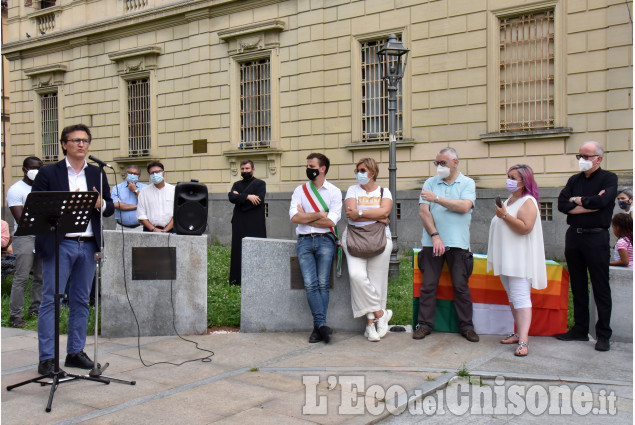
[
  {"left": 40, "top": 92, "right": 58, "bottom": 161},
  {"left": 240, "top": 59, "right": 271, "bottom": 149},
  {"left": 127, "top": 78, "right": 151, "bottom": 157},
  {"left": 540, "top": 201, "right": 553, "bottom": 221},
  {"left": 499, "top": 11, "right": 555, "bottom": 132},
  {"left": 361, "top": 39, "right": 403, "bottom": 143}
]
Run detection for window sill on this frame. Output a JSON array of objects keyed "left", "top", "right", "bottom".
[
  {"left": 345, "top": 139, "right": 415, "bottom": 151},
  {"left": 113, "top": 156, "right": 159, "bottom": 167},
  {"left": 26, "top": 5, "right": 61, "bottom": 20},
  {"left": 480, "top": 128, "right": 572, "bottom": 143}
]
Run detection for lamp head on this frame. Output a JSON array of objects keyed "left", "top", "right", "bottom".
[{"left": 377, "top": 34, "right": 410, "bottom": 79}]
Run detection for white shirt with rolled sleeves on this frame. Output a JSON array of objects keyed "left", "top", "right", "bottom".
[
  {"left": 136, "top": 183, "right": 176, "bottom": 228},
  {"left": 289, "top": 179, "right": 342, "bottom": 235}
]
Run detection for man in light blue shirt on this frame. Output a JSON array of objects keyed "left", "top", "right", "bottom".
[
  {"left": 112, "top": 165, "right": 146, "bottom": 231},
  {"left": 414, "top": 147, "right": 478, "bottom": 343}
]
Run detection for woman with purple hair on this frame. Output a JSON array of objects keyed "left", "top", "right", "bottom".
[{"left": 487, "top": 164, "right": 547, "bottom": 357}]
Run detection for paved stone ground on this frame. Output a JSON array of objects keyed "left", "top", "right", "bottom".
[{"left": 1, "top": 327, "right": 632, "bottom": 424}]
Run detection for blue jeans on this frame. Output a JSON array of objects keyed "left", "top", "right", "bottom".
[
  {"left": 38, "top": 239, "right": 96, "bottom": 361},
  {"left": 297, "top": 234, "right": 336, "bottom": 328}
]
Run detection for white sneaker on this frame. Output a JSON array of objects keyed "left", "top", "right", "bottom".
[
  {"left": 366, "top": 324, "right": 380, "bottom": 342},
  {"left": 376, "top": 309, "right": 393, "bottom": 338}
]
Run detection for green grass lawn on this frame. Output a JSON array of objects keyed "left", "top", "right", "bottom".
[{"left": 1, "top": 245, "right": 573, "bottom": 332}]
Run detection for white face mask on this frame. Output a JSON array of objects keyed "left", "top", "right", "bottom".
[
  {"left": 26, "top": 169, "right": 39, "bottom": 181},
  {"left": 437, "top": 165, "right": 451, "bottom": 179},
  {"left": 578, "top": 157, "right": 594, "bottom": 172}
]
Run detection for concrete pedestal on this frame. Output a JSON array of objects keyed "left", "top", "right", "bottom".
[
  {"left": 101, "top": 230, "right": 207, "bottom": 337},
  {"left": 241, "top": 237, "right": 365, "bottom": 333},
  {"left": 590, "top": 266, "right": 633, "bottom": 342}
]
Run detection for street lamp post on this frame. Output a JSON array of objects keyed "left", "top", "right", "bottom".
[{"left": 377, "top": 34, "right": 409, "bottom": 278}]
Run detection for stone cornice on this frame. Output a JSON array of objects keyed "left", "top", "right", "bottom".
[
  {"left": 2, "top": 0, "right": 282, "bottom": 59},
  {"left": 217, "top": 19, "right": 285, "bottom": 41},
  {"left": 24, "top": 63, "right": 68, "bottom": 76},
  {"left": 108, "top": 46, "right": 162, "bottom": 62}
]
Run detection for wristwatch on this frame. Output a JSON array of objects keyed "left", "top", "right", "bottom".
[
  {"left": 135, "top": 189, "right": 139, "bottom": 194},
  {"left": 430, "top": 232, "right": 439, "bottom": 237},
  {"left": 358, "top": 210, "right": 363, "bottom": 217},
  {"left": 435, "top": 195, "right": 440, "bottom": 203}
]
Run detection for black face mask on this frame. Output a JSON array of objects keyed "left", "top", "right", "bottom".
[
  {"left": 306, "top": 167, "right": 319, "bottom": 181},
  {"left": 241, "top": 172, "right": 252, "bottom": 180}
]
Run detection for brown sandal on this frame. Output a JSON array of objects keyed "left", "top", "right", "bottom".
[
  {"left": 514, "top": 341, "right": 528, "bottom": 357},
  {"left": 500, "top": 333, "right": 519, "bottom": 344}
]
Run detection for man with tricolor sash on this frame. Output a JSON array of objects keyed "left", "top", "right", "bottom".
[{"left": 289, "top": 153, "right": 342, "bottom": 344}]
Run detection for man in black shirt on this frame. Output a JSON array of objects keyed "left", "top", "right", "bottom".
[
  {"left": 556, "top": 141, "right": 617, "bottom": 351},
  {"left": 228, "top": 160, "right": 266, "bottom": 285}
]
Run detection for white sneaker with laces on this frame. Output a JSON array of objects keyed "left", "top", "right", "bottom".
[
  {"left": 366, "top": 324, "right": 380, "bottom": 342},
  {"left": 376, "top": 309, "right": 393, "bottom": 338}
]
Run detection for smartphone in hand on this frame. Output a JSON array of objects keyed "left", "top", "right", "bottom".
[{"left": 495, "top": 196, "right": 503, "bottom": 208}]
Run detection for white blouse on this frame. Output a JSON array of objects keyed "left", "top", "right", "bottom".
[{"left": 487, "top": 195, "right": 547, "bottom": 290}]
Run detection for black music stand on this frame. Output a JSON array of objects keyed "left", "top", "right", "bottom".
[{"left": 6, "top": 191, "right": 110, "bottom": 412}]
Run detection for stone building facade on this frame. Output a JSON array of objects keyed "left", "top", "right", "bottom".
[{"left": 2, "top": 0, "right": 633, "bottom": 256}]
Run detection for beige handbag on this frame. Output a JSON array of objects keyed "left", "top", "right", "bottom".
[
  {"left": 346, "top": 221, "right": 387, "bottom": 258},
  {"left": 345, "top": 187, "right": 386, "bottom": 258}
]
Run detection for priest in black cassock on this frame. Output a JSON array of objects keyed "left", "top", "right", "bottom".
[{"left": 228, "top": 159, "right": 267, "bottom": 285}]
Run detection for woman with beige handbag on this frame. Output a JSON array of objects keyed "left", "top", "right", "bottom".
[{"left": 342, "top": 158, "right": 394, "bottom": 342}]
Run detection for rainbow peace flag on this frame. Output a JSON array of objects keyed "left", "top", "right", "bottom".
[{"left": 412, "top": 250, "right": 569, "bottom": 335}]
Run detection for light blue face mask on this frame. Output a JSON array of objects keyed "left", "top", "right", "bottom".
[
  {"left": 150, "top": 172, "right": 164, "bottom": 184},
  {"left": 356, "top": 172, "right": 370, "bottom": 185},
  {"left": 126, "top": 173, "right": 139, "bottom": 183}
]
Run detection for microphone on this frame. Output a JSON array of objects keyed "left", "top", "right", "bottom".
[{"left": 89, "top": 155, "right": 114, "bottom": 169}]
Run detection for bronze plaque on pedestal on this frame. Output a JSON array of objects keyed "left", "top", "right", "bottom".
[{"left": 132, "top": 247, "right": 177, "bottom": 280}]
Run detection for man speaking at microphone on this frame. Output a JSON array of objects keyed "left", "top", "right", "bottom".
[{"left": 32, "top": 123, "right": 114, "bottom": 376}]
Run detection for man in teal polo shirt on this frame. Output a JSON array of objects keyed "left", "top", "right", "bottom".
[{"left": 414, "top": 147, "right": 478, "bottom": 342}]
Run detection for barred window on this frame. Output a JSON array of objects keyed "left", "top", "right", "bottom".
[
  {"left": 540, "top": 201, "right": 553, "bottom": 221},
  {"left": 127, "top": 78, "right": 151, "bottom": 157},
  {"left": 240, "top": 59, "right": 271, "bottom": 149},
  {"left": 361, "top": 39, "right": 403, "bottom": 143},
  {"left": 499, "top": 10, "right": 555, "bottom": 132},
  {"left": 40, "top": 92, "right": 58, "bottom": 161}
]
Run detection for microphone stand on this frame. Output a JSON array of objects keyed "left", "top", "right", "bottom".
[{"left": 85, "top": 162, "right": 135, "bottom": 386}]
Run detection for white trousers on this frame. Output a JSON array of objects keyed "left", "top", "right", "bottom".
[
  {"left": 499, "top": 275, "right": 532, "bottom": 309},
  {"left": 342, "top": 227, "right": 392, "bottom": 318}
]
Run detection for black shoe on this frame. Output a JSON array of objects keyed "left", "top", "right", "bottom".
[
  {"left": 319, "top": 325, "right": 333, "bottom": 344},
  {"left": 309, "top": 327, "right": 322, "bottom": 343},
  {"left": 65, "top": 351, "right": 100, "bottom": 370},
  {"left": 461, "top": 329, "right": 480, "bottom": 342},
  {"left": 595, "top": 338, "right": 610, "bottom": 351},
  {"left": 8, "top": 316, "right": 27, "bottom": 328},
  {"left": 554, "top": 330, "right": 589, "bottom": 341},
  {"left": 38, "top": 359, "right": 65, "bottom": 376},
  {"left": 413, "top": 325, "right": 431, "bottom": 340}
]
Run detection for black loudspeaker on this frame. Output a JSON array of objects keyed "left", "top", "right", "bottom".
[{"left": 173, "top": 180, "right": 208, "bottom": 235}]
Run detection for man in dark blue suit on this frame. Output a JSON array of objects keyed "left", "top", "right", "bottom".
[{"left": 33, "top": 123, "right": 114, "bottom": 376}]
